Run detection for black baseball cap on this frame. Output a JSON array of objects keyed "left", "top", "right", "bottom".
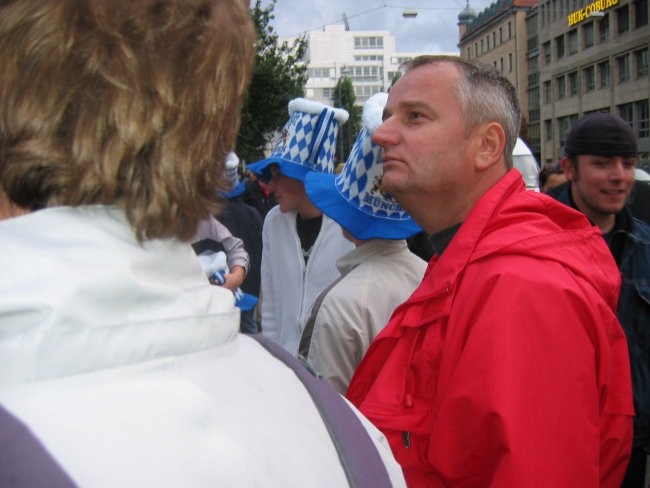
[{"left": 564, "top": 112, "right": 638, "bottom": 157}]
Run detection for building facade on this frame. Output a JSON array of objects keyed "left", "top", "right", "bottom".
[
  {"left": 459, "top": 0, "right": 540, "bottom": 158},
  {"left": 459, "top": 0, "right": 649, "bottom": 167},
  {"left": 537, "top": 0, "right": 648, "bottom": 165},
  {"left": 297, "top": 24, "right": 438, "bottom": 106}
]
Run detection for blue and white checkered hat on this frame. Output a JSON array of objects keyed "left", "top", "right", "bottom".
[
  {"left": 247, "top": 98, "right": 349, "bottom": 183},
  {"left": 305, "top": 93, "right": 421, "bottom": 240}
]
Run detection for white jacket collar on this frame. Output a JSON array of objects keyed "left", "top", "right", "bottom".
[{"left": 0, "top": 206, "right": 239, "bottom": 383}]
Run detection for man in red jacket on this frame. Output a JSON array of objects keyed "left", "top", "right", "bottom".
[{"left": 346, "top": 55, "right": 634, "bottom": 487}]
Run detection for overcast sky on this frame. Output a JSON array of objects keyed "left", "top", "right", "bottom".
[{"left": 263, "top": 0, "right": 497, "bottom": 54}]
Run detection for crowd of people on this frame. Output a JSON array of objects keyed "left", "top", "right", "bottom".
[{"left": 1, "top": 0, "right": 648, "bottom": 487}]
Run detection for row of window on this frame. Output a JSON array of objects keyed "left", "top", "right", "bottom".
[
  {"left": 354, "top": 36, "right": 383, "bottom": 50},
  {"left": 490, "top": 53, "right": 514, "bottom": 74},
  {"left": 538, "top": 0, "right": 647, "bottom": 28},
  {"left": 466, "top": 21, "right": 513, "bottom": 59},
  {"left": 354, "top": 55, "right": 383, "bottom": 62},
  {"left": 543, "top": 99, "right": 649, "bottom": 144},
  {"left": 542, "top": 48, "right": 648, "bottom": 103},
  {"left": 541, "top": 2, "right": 648, "bottom": 65},
  {"left": 320, "top": 85, "right": 383, "bottom": 100},
  {"left": 307, "top": 65, "right": 384, "bottom": 82}
]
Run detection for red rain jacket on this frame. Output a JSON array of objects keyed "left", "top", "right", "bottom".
[{"left": 347, "top": 170, "right": 633, "bottom": 487}]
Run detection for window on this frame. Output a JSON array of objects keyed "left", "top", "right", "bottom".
[
  {"left": 354, "top": 36, "right": 383, "bottom": 49},
  {"left": 354, "top": 55, "right": 383, "bottom": 62},
  {"left": 481, "top": 39, "right": 484, "bottom": 54},
  {"left": 556, "top": 35, "right": 565, "bottom": 59},
  {"left": 545, "top": 119, "right": 553, "bottom": 141},
  {"left": 354, "top": 85, "right": 382, "bottom": 98},
  {"left": 475, "top": 43, "right": 479, "bottom": 57},
  {"left": 486, "top": 35, "right": 490, "bottom": 50},
  {"left": 635, "top": 0, "right": 648, "bottom": 28},
  {"left": 308, "top": 67, "right": 334, "bottom": 79},
  {"left": 543, "top": 41, "right": 551, "bottom": 64},
  {"left": 617, "top": 5, "right": 629, "bottom": 34},
  {"left": 466, "top": 47, "right": 471, "bottom": 59},
  {"left": 568, "top": 71, "right": 578, "bottom": 96},
  {"left": 617, "top": 54, "right": 631, "bottom": 83},
  {"left": 583, "top": 21, "right": 594, "bottom": 48},
  {"left": 508, "top": 21, "right": 512, "bottom": 38},
  {"left": 598, "top": 61, "right": 610, "bottom": 88},
  {"left": 599, "top": 14, "right": 610, "bottom": 42},
  {"left": 568, "top": 29, "right": 578, "bottom": 55},
  {"left": 558, "top": 115, "right": 577, "bottom": 145},
  {"left": 618, "top": 102, "right": 634, "bottom": 128},
  {"left": 556, "top": 76, "right": 566, "bottom": 100},
  {"left": 584, "top": 66, "right": 596, "bottom": 92},
  {"left": 499, "top": 27, "right": 503, "bottom": 43},
  {"left": 543, "top": 80, "right": 552, "bottom": 104},
  {"left": 492, "top": 32, "right": 496, "bottom": 47},
  {"left": 322, "top": 88, "right": 333, "bottom": 99},
  {"left": 499, "top": 58, "right": 503, "bottom": 72},
  {"left": 637, "top": 100, "right": 649, "bottom": 138},
  {"left": 509, "top": 53, "right": 513, "bottom": 73},
  {"left": 636, "top": 48, "right": 649, "bottom": 78}
]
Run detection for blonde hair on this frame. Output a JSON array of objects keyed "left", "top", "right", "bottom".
[{"left": 0, "top": 0, "right": 255, "bottom": 241}]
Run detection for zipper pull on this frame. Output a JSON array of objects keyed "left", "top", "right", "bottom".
[{"left": 403, "top": 431, "right": 411, "bottom": 449}]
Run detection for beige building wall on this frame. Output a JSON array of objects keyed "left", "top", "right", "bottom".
[
  {"left": 537, "top": 0, "right": 649, "bottom": 165},
  {"left": 459, "top": 1, "right": 538, "bottom": 123}
]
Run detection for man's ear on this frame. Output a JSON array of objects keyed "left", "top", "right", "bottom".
[
  {"left": 560, "top": 156, "right": 575, "bottom": 182},
  {"left": 475, "top": 123, "right": 506, "bottom": 171}
]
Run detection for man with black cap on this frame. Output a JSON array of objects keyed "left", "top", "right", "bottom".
[{"left": 555, "top": 112, "right": 650, "bottom": 487}]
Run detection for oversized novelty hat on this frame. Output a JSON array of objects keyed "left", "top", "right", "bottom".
[
  {"left": 305, "top": 93, "right": 421, "bottom": 240},
  {"left": 247, "top": 98, "right": 349, "bottom": 183},
  {"left": 222, "top": 151, "right": 245, "bottom": 199}
]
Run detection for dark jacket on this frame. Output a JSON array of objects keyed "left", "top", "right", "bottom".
[{"left": 555, "top": 183, "right": 650, "bottom": 448}]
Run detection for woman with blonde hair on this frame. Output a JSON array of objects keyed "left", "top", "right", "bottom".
[{"left": 0, "top": 1, "right": 405, "bottom": 486}]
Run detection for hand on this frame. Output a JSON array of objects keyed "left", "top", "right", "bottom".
[{"left": 221, "top": 265, "right": 245, "bottom": 291}]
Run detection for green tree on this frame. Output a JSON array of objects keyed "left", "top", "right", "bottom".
[
  {"left": 236, "top": 0, "right": 308, "bottom": 163},
  {"left": 332, "top": 77, "right": 361, "bottom": 163}
]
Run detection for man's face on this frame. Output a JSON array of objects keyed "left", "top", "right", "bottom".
[
  {"left": 565, "top": 154, "right": 636, "bottom": 221},
  {"left": 267, "top": 166, "right": 307, "bottom": 213},
  {"left": 371, "top": 62, "right": 478, "bottom": 232}
]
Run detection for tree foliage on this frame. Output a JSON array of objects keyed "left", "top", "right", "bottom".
[
  {"left": 236, "top": 0, "right": 308, "bottom": 163},
  {"left": 332, "top": 78, "right": 361, "bottom": 163}
]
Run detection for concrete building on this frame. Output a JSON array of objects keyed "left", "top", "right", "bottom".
[
  {"left": 459, "top": 0, "right": 649, "bottom": 167},
  {"left": 537, "top": 0, "right": 649, "bottom": 166},
  {"left": 297, "top": 24, "right": 440, "bottom": 106},
  {"left": 458, "top": 0, "right": 539, "bottom": 156}
]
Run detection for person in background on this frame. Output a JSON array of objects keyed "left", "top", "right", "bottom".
[
  {"left": 0, "top": 1, "right": 406, "bottom": 486},
  {"left": 538, "top": 163, "right": 567, "bottom": 193},
  {"left": 248, "top": 98, "right": 355, "bottom": 355},
  {"left": 218, "top": 151, "right": 264, "bottom": 333},
  {"left": 553, "top": 112, "right": 650, "bottom": 488},
  {"left": 243, "top": 166, "right": 277, "bottom": 218},
  {"left": 346, "top": 55, "right": 633, "bottom": 487},
  {"left": 300, "top": 92, "right": 426, "bottom": 394}
]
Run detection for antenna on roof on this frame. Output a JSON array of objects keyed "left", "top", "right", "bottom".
[{"left": 342, "top": 12, "right": 350, "bottom": 31}]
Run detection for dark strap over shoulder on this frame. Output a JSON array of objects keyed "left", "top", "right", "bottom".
[
  {"left": 0, "top": 405, "right": 79, "bottom": 488},
  {"left": 251, "top": 334, "right": 393, "bottom": 488}
]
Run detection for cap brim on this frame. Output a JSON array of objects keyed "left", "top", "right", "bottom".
[
  {"left": 222, "top": 181, "right": 245, "bottom": 199},
  {"left": 305, "top": 172, "right": 421, "bottom": 240},
  {"left": 247, "top": 158, "right": 313, "bottom": 183}
]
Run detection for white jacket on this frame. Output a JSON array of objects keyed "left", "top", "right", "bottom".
[
  {"left": 260, "top": 205, "right": 354, "bottom": 355},
  {"left": 304, "top": 239, "right": 427, "bottom": 394},
  {"left": 0, "top": 206, "right": 405, "bottom": 488}
]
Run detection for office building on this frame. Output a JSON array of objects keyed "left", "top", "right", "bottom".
[
  {"left": 297, "top": 24, "right": 440, "bottom": 106},
  {"left": 459, "top": 0, "right": 649, "bottom": 166}
]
